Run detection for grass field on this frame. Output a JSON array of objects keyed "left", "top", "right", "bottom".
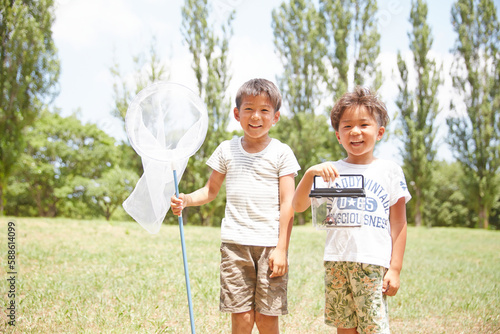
[{"left": 0, "top": 217, "right": 499, "bottom": 333}]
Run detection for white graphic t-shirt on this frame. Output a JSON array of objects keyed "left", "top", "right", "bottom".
[{"left": 323, "top": 159, "right": 411, "bottom": 268}]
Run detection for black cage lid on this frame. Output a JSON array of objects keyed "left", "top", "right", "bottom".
[{"left": 309, "top": 174, "right": 366, "bottom": 198}]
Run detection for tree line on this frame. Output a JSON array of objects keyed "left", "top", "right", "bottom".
[{"left": 1, "top": 0, "right": 498, "bottom": 229}]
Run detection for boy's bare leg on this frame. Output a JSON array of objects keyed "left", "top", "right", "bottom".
[
  {"left": 232, "top": 311, "right": 254, "bottom": 334},
  {"left": 255, "top": 312, "right": 279, "bottom": 334},
  {"left": 337, "top": 328, "right": 357, "bottom": 334}
]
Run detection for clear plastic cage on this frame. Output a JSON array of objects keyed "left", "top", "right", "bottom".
[{"left": 309, "top": 174, "right": 366, "bottom": 229}]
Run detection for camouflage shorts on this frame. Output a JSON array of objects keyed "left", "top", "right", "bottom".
[
  {"left": 219, "top": 243, "right": 288, "bottom": 316},
  {"left": 324, "top": 261, "right": 389, "bottom": 334}
]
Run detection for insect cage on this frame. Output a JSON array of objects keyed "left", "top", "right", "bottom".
[{"left": 309, "top": 174, "right": 366, "bottom": 229}]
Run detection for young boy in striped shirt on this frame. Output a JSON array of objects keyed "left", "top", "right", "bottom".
[{"left": 170, "top": 78, "right": 300, "bottom": 334}]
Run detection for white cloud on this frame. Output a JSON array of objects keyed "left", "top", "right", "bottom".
[
  {"left": 53, "top": 0, "right": 142, "bottom": 50},
  {"left": 228, "top": 35, "right": 282, "bottom": 91}
]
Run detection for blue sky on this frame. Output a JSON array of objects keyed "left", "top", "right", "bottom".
[{"left": 52, "top": 0, "right": 464, "bottom": 162}]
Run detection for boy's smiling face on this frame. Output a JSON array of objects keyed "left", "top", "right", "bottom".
[
  {"left": 335, "top": 106, "right": 385, "bottom": 164},
  {"left": 234, "top": 93, "right": 280, "bottom": 143}
]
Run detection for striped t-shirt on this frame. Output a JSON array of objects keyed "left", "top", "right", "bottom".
[{"left": 207, "top": 137, "right": 300, "bottom": 246}]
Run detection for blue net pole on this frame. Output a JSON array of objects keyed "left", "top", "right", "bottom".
[{"left": 173, "top": 170, "right": 196, "bottom": 334}]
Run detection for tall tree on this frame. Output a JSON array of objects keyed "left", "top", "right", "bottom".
[
  {"left": 321, "top": 0, "right": 382, "bottom": 101},
  {"left": 272, "top": 0, "right": 337, "bottom": 224},
  {"left": 396, "top": 0, "right": 442, "bottom": 227},
  {"left": 272, "top": 0, "right": 327, "bottom": 118},
  {"left": 271, "top": 0, "right": 337, "bottom": 166},
  {"left": 0, "top": 0, "right": 59, "bottom": 214},
  {"left": 320, "top": 0, "right": 382, "bottom": 164},
  {"left": 448, "top": 0, "right": 500, "bottom": 229},
  {"left": 181, "top": 0, "right": 234, "bottom": 226}
]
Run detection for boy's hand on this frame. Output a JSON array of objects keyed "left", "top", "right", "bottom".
[
  {"left": 382, "top": 268, "right": 401, "bottom": 296},
  {"left": 269, "top": 248, "right": 288, "bottom": 278},
  {"left": 170, "top": 194, "right": 186, "bottom": 216},
  {"left": 307, "top": 162, "right": 340, "bottom": 183}
]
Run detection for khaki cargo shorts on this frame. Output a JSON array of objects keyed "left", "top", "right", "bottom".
[{"left": 219, "top": 243, "right": 288, "bottom": 316}]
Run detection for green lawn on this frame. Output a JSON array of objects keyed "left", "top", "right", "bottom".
[{"left": 1, "top": 217, "right": 498, "bottom": 333}]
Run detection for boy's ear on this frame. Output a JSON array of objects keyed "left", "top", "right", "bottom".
[
  {"left": 335, "top": 131, "right": 341, "bottom": 144},
  {"left": 377, "top": 126, "right": 385, "bottom": 141},
  {"left": 233, "top": 107, "right": 240, "bottom": 121},
  {"left": 273, "top": 110, "right": 280, "bottom": 124}
]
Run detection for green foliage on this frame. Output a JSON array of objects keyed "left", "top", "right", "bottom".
[
  {"left": 321, "top": 0, "right": 351, "bottom": 99},
  {"left": 490, "top": 198, "right": 500, "bottom": 230},
  {"left": 321, "top": 0, "right": 382, "bottom": 101},
  {"left": 0, "top": 0, "right": 59, "bottom": 214},
  {"left": 351, "top": 0, "right": 382, "bottom": 89},
  {"left": 272, "top": 0, "right": 344, "bottom": 224},
  {"left": 271, "top": 113, "right": 338, "bottom": 176},
  {"left": 420, "top": 161, "right": 474, "bottom": 228},
  {"left": 396, "top": 0, "right": 443, "bottom": 227},
  {"left": 448, "top": 0, "right": 500, "bottom": 228},
  {"left": 5, "top": 111, "right": 137, "bottom": 220},
  {"left": 272, "top": 0, "right": 328, "bottom": 116},
  {"left": 270, "top": 113, "right": 337, "bottom": 224},
  {"left": 85, "top": 167, "right": 139, "bottom": 221},
  {"left": 412, "top": 160, "right": 500, "bottom": 230}
]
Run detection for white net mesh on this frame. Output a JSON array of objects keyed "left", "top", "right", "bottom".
[{"left": 122, "top": 82, "right": 208, "bottom": 233}]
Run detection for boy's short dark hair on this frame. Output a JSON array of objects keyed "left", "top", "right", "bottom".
[
  {"left": 235, "top": 78, "right": 282, "bottom": 111},
  {"left": 330, "top": 86, "right": 389, "bottom": 131}
]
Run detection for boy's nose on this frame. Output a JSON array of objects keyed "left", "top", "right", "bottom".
[{"left": 350, "top": 126, "right": 361, "bottom": 135}]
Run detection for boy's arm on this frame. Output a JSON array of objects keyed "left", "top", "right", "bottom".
[
  {"left": 383, "top": 196, "right": 407, "bottom": 296},
  {"left": 170, "top": 169, "right": 225, "bottom": 216},
  {"left": 269, "top": 173, "right": 295, "bottom": 278},
  {"left": 292, "top": 162, "right": 339, "bottom": 212}
]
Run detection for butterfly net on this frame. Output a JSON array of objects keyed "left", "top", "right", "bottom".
[{"left": 122, "top": 82, "right": 208, "bottom": 234}]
